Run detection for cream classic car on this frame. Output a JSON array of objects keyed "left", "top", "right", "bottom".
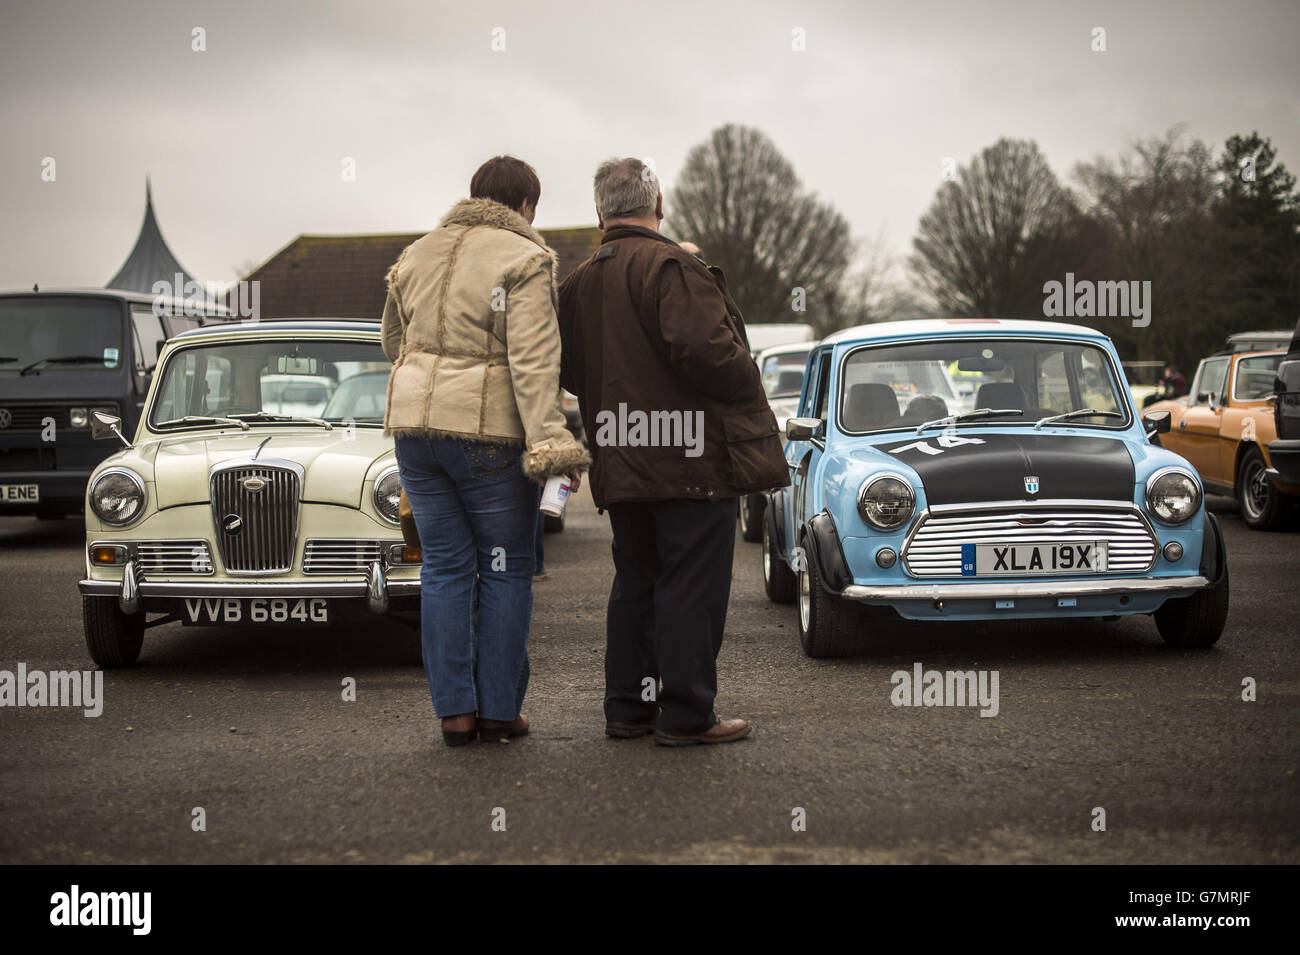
[{"left": 77, "top": 320, "right": 419, "bottom": 667}]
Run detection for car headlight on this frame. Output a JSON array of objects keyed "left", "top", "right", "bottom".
[
  {"left": 373, "top": 467, "right": 402, "bottom": 525},
  {"left": 89, "top": 468, "right": 146, "bottom": 526},
  {"left": 1146, "top": 467, "right": 1201, "bottom": 524},
  {"left": 69, "top": 407, "right": 89, "bottom": 429},
  {"left": 858, "top": 473, "right": 915, "bottom": 530}
]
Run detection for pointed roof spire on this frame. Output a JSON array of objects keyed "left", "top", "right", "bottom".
[{"left": 106, "top": 177, "right": 197, "bottom": 293}]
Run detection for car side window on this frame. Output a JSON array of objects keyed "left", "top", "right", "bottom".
[
  {"left": 131, "top": 306, "right": 164, "bottom": 371},
  {"left": 1196, "top": 357, "right": 1230, "bottom": 405},
  {"left": 812, "top": 352, "right": 833, "bottom": 421},
  {"left": 1233, "top": 355, "right": 1283, "bottom": 401}
]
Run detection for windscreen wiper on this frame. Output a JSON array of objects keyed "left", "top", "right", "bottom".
[
  {"left": 914, "top": 408, "right": 1023, "bottom": 434},
  {"left": 154, "top": 415, "right": 251, "bottom": 430},
  {"left": 1033, "top": 408, "right": 1124, "bottom": 430},
  {"left": 229, "top": 412, "right": 334, "bottom": 430},
  {"left": 19, "top": 355, "right": 105, "bottom": 376}
]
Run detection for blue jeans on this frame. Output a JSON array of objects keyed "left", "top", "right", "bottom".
[{"left": 394, "top": 435, "right": 538, "bottom": 721}]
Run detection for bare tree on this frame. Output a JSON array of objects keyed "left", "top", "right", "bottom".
[
  {"left": 1073, "top": 127, "right": 1224, "bottom": 364},
  {"left": 668, "top": 124, "right": 853, "bottom": 327},
  {"left": 910, "top": 138, "right": 1078, "bottom": 318}
]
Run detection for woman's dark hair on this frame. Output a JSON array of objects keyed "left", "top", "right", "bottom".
[{"left": 470, "top": 156, "right": 541, "bottom": 212}]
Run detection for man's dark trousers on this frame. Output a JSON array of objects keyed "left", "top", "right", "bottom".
[{"left": 604, "top": 497, "right": 737, "bottom": 735}]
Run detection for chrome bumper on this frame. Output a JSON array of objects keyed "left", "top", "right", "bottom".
[
  {"left": 841, "top": 575, "right": 1209, "bottom": 602},
  {"left": 79, "top": 559, "right": 418, "bottom": 615}
]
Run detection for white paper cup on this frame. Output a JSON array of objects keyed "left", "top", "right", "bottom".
[{"left": 539, "top": 475, "right": 571, "bottom": 518}]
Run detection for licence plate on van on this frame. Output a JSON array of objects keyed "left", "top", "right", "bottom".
[
  {"left": 962, "top": 541, "right": 1107, "bottom": 576},
  {"left": 1, "top": 484, "right": 39, "bottom": 503}
]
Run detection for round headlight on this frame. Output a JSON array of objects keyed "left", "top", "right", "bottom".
[
  {"left": 1147, "top": 468, "right": 1201, "bottom": 524},
  {"left": 858, "top": 473, "right": 915, "bottom": 530},
  {"left": 89, "top": 468, "right": 145, "bottom": 525},
  {"left": 373, "top": 467, "right": 403, "bottom": 525}
]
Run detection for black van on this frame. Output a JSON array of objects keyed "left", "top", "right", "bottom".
[
  {"left": 0, "top": 288, "right": 219, "bottom": 518},
  {"left": 1271, "top": 316, "right": 1300, "bottom": 487}
]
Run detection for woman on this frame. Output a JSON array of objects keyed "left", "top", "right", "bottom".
[{"left": 381, "top": 156, "right": 589, "bottom": 746}]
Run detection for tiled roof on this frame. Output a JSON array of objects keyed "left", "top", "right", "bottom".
[{"left": 241, "top": 226, "right": 602, "bottom": 320}]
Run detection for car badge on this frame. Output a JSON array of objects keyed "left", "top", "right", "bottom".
[
  {"left": 222, "top": 514, "right": 243, "bottom": 535},
  {"left": 0, "top": 409, "right": 11, "bottom": 429},
  {"left": 242, "top": 475, "right": 266, "bottom": 493},
  {"left": 1024, "top": 475, "right": 1040, "bottom": 495}
]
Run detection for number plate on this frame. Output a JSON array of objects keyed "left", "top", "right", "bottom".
[
  {"left": 962, "top": 541, "right": 1108, "bottom": 576},
  {"left": 181, "top": 597, "right": 329, "bottom": 625},
  {"left": 1, "top": 484, "right": 39, "bottom": 503}
]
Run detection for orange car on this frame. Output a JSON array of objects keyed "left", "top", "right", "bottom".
[{"left": 1147, "top": 348, "right": 1300, "bottom": 529}]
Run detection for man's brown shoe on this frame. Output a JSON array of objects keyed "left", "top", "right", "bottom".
[
  {"left": 654, "top": 718, "right": 751, "bottom": 747},
  {"left": 441, "top": 713, "right": 478, "bottom": 747},
  {"left": 478, "top": 714, "right": 530, "bottom": 742}
]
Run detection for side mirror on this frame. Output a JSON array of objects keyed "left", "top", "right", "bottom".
[
  {"left": 91, "top": 411, "right": 131, "bottom": 448},
  {"left": 1143, "top": 410, "right": 1171, "bottom": 434},
  {"left": 786, "top": 417, "right": 823, "bottom": 441}
]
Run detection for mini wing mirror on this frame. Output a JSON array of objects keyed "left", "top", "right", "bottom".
[
  {"left": 1143, "top": 410, "right": 1171, "bottom": 435},
  {"left": 786, "top": 417, "right": 823, "bottom": 441},
  {"left": 91, "top": 410, "right": 131, "bottom": 448}
]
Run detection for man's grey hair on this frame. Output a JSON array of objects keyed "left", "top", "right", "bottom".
[{"left": 593, "top": 157, "right": 659, "bottom": 222}]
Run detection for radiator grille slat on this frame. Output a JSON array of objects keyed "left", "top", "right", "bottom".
[
  {"left": 903, "top": 505, "right": 1157, "bottom": 577},
  {"left": 134, "top": 540, "right": 214, "bottom": 575},
  {"left": 211, "top": 466, "right": 299, "bottom": 573},
  {"left": 302, "top": 539, "right": 385, "bottom": 575}
]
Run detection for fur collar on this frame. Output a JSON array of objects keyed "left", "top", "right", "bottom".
[{"left": 439, "top": 197, "right": 553, "bottom": 254}]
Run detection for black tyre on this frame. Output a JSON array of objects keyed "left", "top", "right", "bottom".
[
  {"left": 543, "top": 511, "right": 564, "bottom": 534},
  {"left": 739, "top": 493, "right": 764, "bottom": 543},
  {"left": 1236, "top": 447, "right": 1285, "bottom": 530},
  {"left": 762, "top": 513, "right": 797, "bottom": 604},
  {"left": 82, "top": 596, "right": 145, "bottom": 667},
  {"left": 796, "top": 538, "right": 860, "bottom": 658},
  {"left": 1155, "top": 563, "right": 1229, "bottom": 648}
]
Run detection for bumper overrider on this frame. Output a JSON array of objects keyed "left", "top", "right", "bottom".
[
  {"left": 79, "top": 551, "right": 419, "bottom": 616},
  {"left": 798, "top": 507, "right": 1224, "bottom": 619}
]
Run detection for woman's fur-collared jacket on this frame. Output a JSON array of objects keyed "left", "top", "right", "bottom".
[{"left": 381, "top": 197, "right": 590, "bottom": 480}]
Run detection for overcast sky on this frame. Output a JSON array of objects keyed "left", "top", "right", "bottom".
[{"left": 2, "top": 0, "right": 1297, "bottom": 289}]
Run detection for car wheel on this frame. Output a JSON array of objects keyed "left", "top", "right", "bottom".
[
  {"left": 543, "top": 511, "right": 565, "bottom": 534},
  {"left": 796, "top": 538, "right": 859, "bottom": 658},
  {"left": 1236, "top": 447, "right": 1285, "bottom": 530},
  {"left": 739, "top": 493, "right": 764, "bottom": 543},
  {"left": 82, "top": 596, "right": 145, "bottom": 668},
  {"left": 1154, "top": 563, "right": 1229, "bottom": 648},
  {"left": 762, "top": 513, "right": 796, "bottom": 604}
]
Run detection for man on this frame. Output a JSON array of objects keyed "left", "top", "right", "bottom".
[{"left": 557, "top": 157, "right": 789, "bottom": 746}]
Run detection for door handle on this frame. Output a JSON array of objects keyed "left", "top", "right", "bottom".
[{"left": 1179, "top": 420, "right": 1187, "bottom": 430}]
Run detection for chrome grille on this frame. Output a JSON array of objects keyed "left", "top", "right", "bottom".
[
  {"left": 210, "top": 465, "right": 299, "bottom": 573},
  {"left": 903, "top": 504, "right": 1157, "bottom": 577},
  {"left": 135, "top": 540, "right": 214, "bottom": 575},
  {"left": 303, "top": 539, "right": 385, "bottom": 574}
]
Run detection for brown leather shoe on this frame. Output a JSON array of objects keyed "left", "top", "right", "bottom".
[
  {"left": 654, "top": 717, "right": 751, "bottom": 747},
  {"left": 441, "top": 712, "right": 478, "bottom": 747},
  {"left": 478, "top": 714, "right": 529, "bottom": 742}
]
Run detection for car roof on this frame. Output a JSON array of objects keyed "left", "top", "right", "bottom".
[
  {"left": 0, "top": 286, "right": 235, "bottom": 312},
  {"left": 170, "top": 319, "right": 381, "bottom": 340},
  {"left": 821, "top": 318, "right": 1111, "bottom": 346},
  {"left": 755, "top": 341, "right": 816, "bottom": 360}
]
